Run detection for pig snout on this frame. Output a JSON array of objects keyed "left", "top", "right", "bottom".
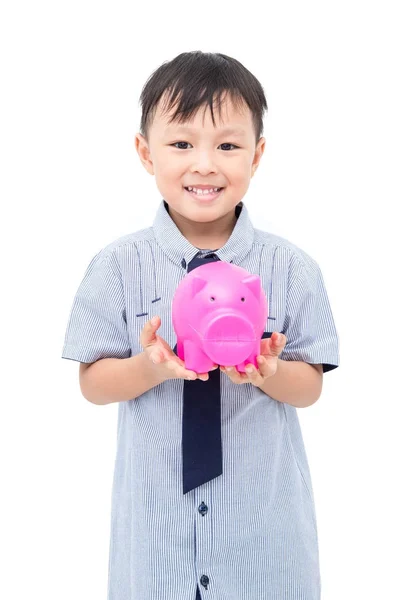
[{"left": 201, "top": 314, "right": 256, "bottom": 365}]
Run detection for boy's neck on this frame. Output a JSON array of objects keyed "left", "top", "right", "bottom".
[{"left": 167, "top": 205, "right": 238, "bottom": 250}]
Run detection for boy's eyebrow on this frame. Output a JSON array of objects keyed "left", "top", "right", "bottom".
[{"left": 165, "top": 126, "right": 247, "bottom": 137}]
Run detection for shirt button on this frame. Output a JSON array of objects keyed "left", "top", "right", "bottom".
[
  {"left": 198, "top": 502, "right": 208, "bottom": 516},
  {"left": 181, "top": 258, "right": 187, "bottom": 269},
  {"left": 200, "top": 575, "right": 209, "bottom": 589}
]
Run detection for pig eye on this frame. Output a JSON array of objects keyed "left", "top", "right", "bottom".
[
  {"left": 210, "top": 296, "right": 216, "bottom": 301},
  {"left": 241, "top": 297, "right": 246, "bottom": 302}
]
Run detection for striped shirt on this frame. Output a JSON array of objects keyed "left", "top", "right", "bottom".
[{"left": 61, "top": 199, "right": 340, "bottom": 600}]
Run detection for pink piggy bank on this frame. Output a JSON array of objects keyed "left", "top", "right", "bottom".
[{"left": 172, "top": 261, "right": 268, "bottom": 373}]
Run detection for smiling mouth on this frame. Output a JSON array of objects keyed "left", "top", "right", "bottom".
[{"left": 184, "top": 187, "right": 224, "bottom": 200}]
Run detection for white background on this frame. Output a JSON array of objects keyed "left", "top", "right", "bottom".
[{"left": 1, "top": 1, "right": 399, "bottom": 598}]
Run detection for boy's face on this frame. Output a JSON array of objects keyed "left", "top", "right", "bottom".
[{"left": 135, "top": 92, "right": 265, "bottom": 226}]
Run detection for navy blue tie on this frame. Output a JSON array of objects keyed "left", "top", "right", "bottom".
[
  {"left": 176, "top": 253, "right": 274, "bottom": 495},
  {"left": 181, "top": 253, "right": 222, "bottom": 494}
]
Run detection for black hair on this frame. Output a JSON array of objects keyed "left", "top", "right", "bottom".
[{"left": 138, "top": 51, "right": 268, "bottom": 144}]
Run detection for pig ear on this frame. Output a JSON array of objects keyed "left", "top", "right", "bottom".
[
  {"left": 242, "top": 274, "right": 261, "bottom": 297},
  {"left": 192, "top": 275, "right": 207, "bottom": 296}
]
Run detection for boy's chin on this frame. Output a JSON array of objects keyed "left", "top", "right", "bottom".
[{"left": 172, "top": 203, "right": 234, "bottom": 223}]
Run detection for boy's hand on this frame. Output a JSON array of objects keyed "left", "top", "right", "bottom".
[
  {"left": 220, "top": 333, "right": 287, "bottom": 386},
  {"left": 140, "top": 316, "right": 218, "bottom": 382}
]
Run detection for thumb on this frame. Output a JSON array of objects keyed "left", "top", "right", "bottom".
[
  {"left": 271, "top": 332, "right": 286, "bottom": 355},
  {"left": 141, "top": 316, "right": 160, "bottom": 347}
]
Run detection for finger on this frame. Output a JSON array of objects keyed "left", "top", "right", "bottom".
[
  {"left": 141, "top": 316, "right": 160, "bottom": 346},
  {"left": 184, "top": 369, "right": 199, "bottom": 380},
  {"left": 272, "top": 332, "right": 286, "bottom": 353},
  {"left": 185, "top": 371, "right": 198, "bottom": 380},
  {"left": 260, "top": 333, "right": 286, "bottom": 358},
  {"left": 197, "top": 372, "right": 210, "bottom": 381},
  {"left": 182, "top": 367, "right": 208, "bottom": 381},
  {"left": 245, "top": 363, "right": 264, "bottom": 385},
  {"left": 167, "top": 360, "right": 197, "bottom": 381},
  {"left": 223, "top": 366, "right": 245, "bottom": 385},
  {"left": 256, "top": 355, "right": 277, "bottom": 378}
]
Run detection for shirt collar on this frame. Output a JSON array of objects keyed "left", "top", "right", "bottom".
[{"left": 152, "top": 199, "right": 255, "bottom": 268}]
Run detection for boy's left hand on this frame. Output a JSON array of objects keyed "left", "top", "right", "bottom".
[{"left": 220, "top": 332, "right": 287, "bottom": 387}]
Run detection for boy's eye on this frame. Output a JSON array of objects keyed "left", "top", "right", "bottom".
[{"left": 171, "top": 142, "right": 238, "bottom": 151}]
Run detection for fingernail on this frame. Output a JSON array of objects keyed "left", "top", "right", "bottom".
[
  {"left": 151, "top": 317, "right": 157, "bottom": 325},
  {"left": 226, "top": 367, "right": 233, "bottom": 372},
  {"left": 245, "top": 366, "right": 253, "bottom": 373}
]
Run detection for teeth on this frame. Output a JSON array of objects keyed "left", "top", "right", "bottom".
[{"left": 187, "top": 186, "right": 221, "bottom": 194}]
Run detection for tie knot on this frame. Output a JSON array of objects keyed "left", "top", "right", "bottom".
[{"left": 186, "top": 252, "right": 220, "bottom": 273}]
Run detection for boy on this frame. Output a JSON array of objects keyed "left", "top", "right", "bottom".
[{"left": 62, "top": 51, "right": 339, "bottom": 600}]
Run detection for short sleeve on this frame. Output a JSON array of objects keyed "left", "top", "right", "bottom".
[
  {"left": 280, "top": 254, "right": 339, "bottom": 373},
  {"left": 61, "top": 250, "right": 131, "bottom": 363}
]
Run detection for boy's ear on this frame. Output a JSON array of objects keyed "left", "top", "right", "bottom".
[
  {"left": 135, "top": 133, "right": 154, "bottom": 175},
  {"left": 251, "top": 136, "right": 266, "bottom": 176}
]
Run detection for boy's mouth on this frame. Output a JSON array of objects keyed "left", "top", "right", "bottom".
[{"left": 184, "top": 186, "right": 224, "bottom": 202}]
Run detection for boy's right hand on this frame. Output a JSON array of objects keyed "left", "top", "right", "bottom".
[{"left": 140, "top": 315, "right": 218, "bottom": 382}]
